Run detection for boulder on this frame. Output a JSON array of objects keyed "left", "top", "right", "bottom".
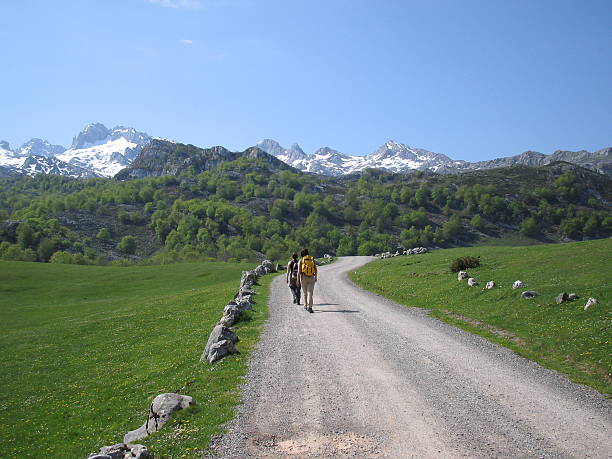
[
  {"left": 201, "top": 324, "right": 239, "bottom": 363},
  {"left": 467, "top": 278, "right": 478, "bottom": 287},
  {"left": 124, "top": 394, "right": 193, "bottom": 444},
  {"left": 568, "top": 293, "right": 579, "bottom": 301},
  {"left": 261, "top": 259, "right": 275, "bottom": 273},
  {"left": 219, "top": 303, "right": 240, "bottom": 327},
  {"left": 412, "top": 247, "right": 428, "bottom": 254},
  {"left": 240, "top": 270, "right": 257, "bottom": 289},
  {"left": 521, "top": 290, "right": 538, "bottom": 299},
  {"left": 253, "top": 265, "right": 267, "bottom": 276},
  {"left": 485, "top": 281, "right": 496, "bottom": 289},
  {"left": 236, "top": 297, "right": 253, "bottom": 311},
  {"left": 556, "top": 292, "right": 568, "bottom": 304},
  {"left": 584, "top": 297, "right": 598, "bottom": 311},
  {"left": 206, "top": 339, "right": 237, "bottom": 363},
  {"left": 88, "top": 443, "right": 152, "bottom": 459},
  {"left": 512, "top": 280, "right": 524, "bottom": 289},
  {"left": 458, "top": 271, "right": 469, "bottom": 281}
]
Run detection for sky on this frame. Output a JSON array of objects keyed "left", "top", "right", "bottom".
[{"left": 0, "top": 0, "right": 610, "bottom": 161}]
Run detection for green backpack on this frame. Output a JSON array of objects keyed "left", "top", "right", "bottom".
[{"left": 301, "top": 255, "right": 316, "bottom": 276}]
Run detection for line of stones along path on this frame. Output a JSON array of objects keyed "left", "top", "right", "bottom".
[{"left": 212, "top": 256, "right": 612, "bottom": 458}]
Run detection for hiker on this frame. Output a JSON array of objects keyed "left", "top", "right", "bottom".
[
  {"left": 286, "top": 252, "right": 301, "bottom": 305},
  {"left": 297, "top": 248, "right": 317, "bottom": 313}
]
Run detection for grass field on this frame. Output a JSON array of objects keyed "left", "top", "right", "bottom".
[
  {"left": 0, "top": 260, "right": 271, "bottom": 458},
  {"left": 351, "top": 239, "right": 612, "bottom": 395}
]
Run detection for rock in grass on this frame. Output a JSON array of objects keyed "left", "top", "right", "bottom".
[
  {"left": 512, "top": 280, "right": 525, "bottom": 289},
  {"left": 485, "top": 281, "right": 496, "bottom": 289},
  {"left": 568, "top": 293, "right": 580, "bottom": 301},
  {"left": 123, "top": 394, "right": 193, "bottom": 444},
  {"left": 458, "top": 271, "right": 469, "bottom": 281},
  {"left": 467, "top": 278, "right": 478, "bottom": 287},
  {"left": 261, "top": 259, "right": 276, "bottom": 273},
  {"left": 219, "top": 303, "right": 241, "bottom": 327},
  {"left": 202, "top": 324, "right": 239, "bottom": 363},
  {"left": 584, "top": 297, "right": 598, "bottom": 311},
  {"left": 556, "top": 292, "right": 569, "bottom": 304},
  {"left": 207, "top": 339, "right": 237, "bottom": 363},
  {"left": 521, "top": 290, "right": 538, "bottom": 299},
  {"left": 240, "top": 270, "right": 257, "bottom": 289},
  {"left": 88, "top": 443, "right": 152, "bottom": 458}
]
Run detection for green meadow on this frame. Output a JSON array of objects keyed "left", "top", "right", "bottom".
[
  {"left": 0, "top": 260, "right": 271, "bottom": 458},
  {"left": 352, "top": 239, "right": 612, "bottom": 395}
]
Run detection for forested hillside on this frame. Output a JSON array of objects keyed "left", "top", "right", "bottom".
[{"left": 1, "top": 154, "right": 610, "bottom": 265}]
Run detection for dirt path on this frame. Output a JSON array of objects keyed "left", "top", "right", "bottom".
[{"left": 212, "top": 256, "right": 612, "bottom": 458}]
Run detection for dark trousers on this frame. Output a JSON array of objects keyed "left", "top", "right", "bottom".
[{"left": 289, "top": 284, "right": 301, "bottom": 304}]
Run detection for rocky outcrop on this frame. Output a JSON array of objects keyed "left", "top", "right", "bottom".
[
  {"left": 556, "top": 292, "right": 569, "bottom": 304},
  {"left": 88, "top": 443, "right": 152, "bottom": 459},
  {"left": 123, "top": 393, "right": 194, "bottom": 444},
  {"left": 584, "top": 297, "right": 598, "bottom": 311},
  {"left": 116, "top": 140, "right": 293, "bottom": 180}
]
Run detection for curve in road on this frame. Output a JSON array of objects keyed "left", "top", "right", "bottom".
[{"left": 212, "top": 256, "right": 611, "bottom": 458}]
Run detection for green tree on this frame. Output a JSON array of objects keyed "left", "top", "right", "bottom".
[
  {"left": 470, "top": 214, "right": 485, "bottom": 231},
  {"left": 443, "top": 215, "right": 461, "bottom": 241},
  {"left": 96, "top": 228, "right": 110, "bottom": 240},
  {"left": 519, "top": 217, "right": 539, "bottom": 237},
  {"left": 118, "top": 236, "right": 137, "bottom": 254},
  {"left": 37, "top": 239, "right": 56, "bottom": 262}
]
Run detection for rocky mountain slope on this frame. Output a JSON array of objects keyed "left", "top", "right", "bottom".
[{"left": 115, "top": 139, "right": 293, "bottom": 180}]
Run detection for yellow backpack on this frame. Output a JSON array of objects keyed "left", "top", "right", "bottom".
[{"left": 301, "top": 255, "right": 316, "bottom": 276}]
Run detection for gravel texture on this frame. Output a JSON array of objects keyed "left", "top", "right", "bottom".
[{"left": 211, "top": 256, "right": 612, "bottom": 458}]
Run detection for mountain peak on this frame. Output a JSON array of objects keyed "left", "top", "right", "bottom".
[
  {"left": 256, "top": 139, "right": 284, "bottom": 157},
  {"left": 70, "top": 123, "right": 111, "bottom": 149},
  {"left": 18, "top": 138, "right": 66, "bottom": 157},
  {"left": 0, "top": 140, "right": 10, "bottom": 151}
]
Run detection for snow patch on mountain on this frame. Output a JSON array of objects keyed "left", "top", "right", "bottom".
[{"left": 57, "top": 136, "right": 144, "bottom": 177}]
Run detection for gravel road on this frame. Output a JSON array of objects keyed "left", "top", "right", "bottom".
[{"left": 211, "top": 256, "right": 612, "bottom": 458}]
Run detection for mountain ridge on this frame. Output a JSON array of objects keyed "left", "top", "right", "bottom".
[
  {"left": 0, "top": 123, "right": 609, "bottom": 179},
  {"left": 256, "top": 139, "right": 611, "bottom": 176}
]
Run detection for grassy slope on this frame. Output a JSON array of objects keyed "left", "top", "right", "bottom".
[
  {"left": 351, "top": 239, "right": 611, "bottom": 395},
  {"left": 0, "top": 261, "right": 270, "bottom": 458}
]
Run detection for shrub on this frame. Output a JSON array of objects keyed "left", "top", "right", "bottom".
[
  {"left": 450, "top": 256, "right": 480, "bottom": 272},
  {"left": 118, "top": 236, "right": 136, "bottom": 254}
]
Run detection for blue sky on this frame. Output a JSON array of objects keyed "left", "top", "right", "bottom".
[{"left": 1, "top": 0, "right": 610, "bottom": 161}]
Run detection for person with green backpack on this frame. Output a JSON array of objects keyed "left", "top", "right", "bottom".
[{"left": 297, "top": 248, "right": 317, "bottom": 313}]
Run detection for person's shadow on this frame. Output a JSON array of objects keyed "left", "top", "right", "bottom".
[{"left": 314, "top": 303, "right": 360, "bottom": 313}]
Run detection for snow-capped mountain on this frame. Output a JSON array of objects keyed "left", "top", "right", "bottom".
[
  {"left": 20, "top": 155, "right": 100, "bottom": 178},
  {"left": 0, "top": 123, "right": 151, "bottom": 178},
  {"left": 256, "top": 139, "right": 466, "bottom": 175},
  {"left": 57, "top": 123, "right": 151, "bottom": 177},
  {"left": 18, "top": 138, "right": 66, "bottom": 158}
]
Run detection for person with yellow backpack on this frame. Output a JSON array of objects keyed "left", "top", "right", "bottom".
[{"left": 296, "top": 248, "right": 317, "bottom": 313}]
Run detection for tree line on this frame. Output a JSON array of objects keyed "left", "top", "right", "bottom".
[{"left": 0, "top": 159, "right": 610, "bottom": 265}]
